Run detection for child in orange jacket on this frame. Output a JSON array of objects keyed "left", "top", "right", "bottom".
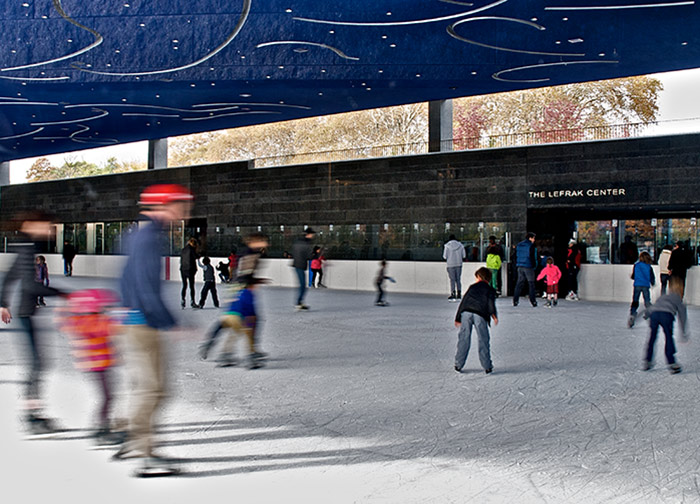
[{"left": 536, "top": 257, "right": 562, "bottom": 308}]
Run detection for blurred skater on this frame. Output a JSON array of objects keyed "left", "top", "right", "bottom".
[
  {"left": 454, "top": 267, "right": 498, "bottom": 374},
  {"left": 115, "top": 183, "right": 193, "bottom": 476},
  {"left": 197, "top": 257, "right": 219, "bottom": 308},
  {"left": 643, "top": 276, "right": 689, "bottom": 374},
  {"left": 235, "top": 233, "right": 268, "bottom": 285},
  {"left": 61, "top": 289, "right": 125, "bottom": 446},
  {"left": 536, "top": 257, "right": 562, "bottom": 308},
  {"left": 198, "top": 277, "right": 267, "bottom": 369},
  {"left": 375, "top": 259, "right": 396, "bottom": 306},
  {"left": 0, "top": 211, "right": 65, "bottom": 435},
  {"left": 34, "top": 255, "right": 49, "bottom": 307},
  {"left": 628, "top": 251, "right": 655, "bottom": 328}
]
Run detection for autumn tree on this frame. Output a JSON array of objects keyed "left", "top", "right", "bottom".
[
  {"left": 169, "top": 103, "right": 428, "bottom": 167},
  {"left": 453, "top": 76, "right": 662, "bottom": 148}
]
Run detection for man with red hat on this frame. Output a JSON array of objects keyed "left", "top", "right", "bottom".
[{"left": 114, "top": 184, "right": 193, "bottom": 477}]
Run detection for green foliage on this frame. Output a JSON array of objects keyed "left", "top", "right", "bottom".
[{"left": 26, "top": 155, "right": 146, "bottom": 182}]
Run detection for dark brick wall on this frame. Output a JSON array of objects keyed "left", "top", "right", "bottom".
[{"left": 3, "top": 133, "right": 700, "bottom": 244}]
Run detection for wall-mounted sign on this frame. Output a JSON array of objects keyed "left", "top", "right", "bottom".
[{"left": 528, "top": 187, "right": 627, "bottom": 199}]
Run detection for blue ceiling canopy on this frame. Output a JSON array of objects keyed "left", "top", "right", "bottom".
[{"left": 0, "top": 0, "right": 698, "bottom": 163}]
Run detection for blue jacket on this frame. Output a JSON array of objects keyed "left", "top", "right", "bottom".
[
  {"left": 632, "top": 261, "right": 655, "bottom": 287},
  {"left": 226, "top": 287, "right": 256, "bottom": 318},
  {"left": 515, "top": 239, "right": 537, "bottom": 268},
  {"left": 120, "top": 217, "right": 176, "bottom": 329}
]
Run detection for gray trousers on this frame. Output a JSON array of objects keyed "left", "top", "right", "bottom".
[
  {"left": 447, "top": 266, "right": 463, "bottom": 294},
  {"left": 455, "top": 311, "right": 493, "bottom": 371}
]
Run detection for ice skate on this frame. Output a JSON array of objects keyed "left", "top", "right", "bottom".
[
  {"left": 627, "top": 314, "right": 635, "bottom": 328},
  {"left": 111, "top": 444, "right": 144, "bottom": 461},
  {"left": 545, "top": 300, "right": 551, "bottom": 308},
  {"left": 134, "top": 456, "right": 181, "bottom": 478},
  {"left": 251, "top": 351, "right": 269, "bottom": 361},
  {"left": 197, "top": 341, "right": 211, "bottom": 360},
  {"left": 669, "top": 363, "right": 682, "bottom": 374},
  {"left": 295, "top": 304, "right": 310, "bottom": 311},
  {"left": 24, "top": 414, "right": 63, "bottom": 439},
  {"left": 93, "top": 428, "right": 127, "bottom": 448},
  {"left": 448, "top": 292, "right": 455, "bottom": 302},
  {"left": 248, "top": 353, "right": 266, "bottom": 370},
  {"left": 642, "top": 360, "right": 653, "bottom": 371},
  {"left": 216, "top": 352, "right": 237, "bottom": 368}
]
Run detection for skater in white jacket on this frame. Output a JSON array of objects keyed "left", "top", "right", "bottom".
[{"left": 443, "top": 235, "right": 466, "bottom": 301}]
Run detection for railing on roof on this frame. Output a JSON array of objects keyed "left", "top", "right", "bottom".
[{"left": 252, "top": 118, "right": 700, "bottom": 168}]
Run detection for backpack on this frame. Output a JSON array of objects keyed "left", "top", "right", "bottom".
[{"left": 486, "top": 253, "right": 502, "bottom": 270}]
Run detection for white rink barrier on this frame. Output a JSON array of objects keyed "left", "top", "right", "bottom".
[{"left": 1, "top": 253, "right": 699, "bottom": 306}]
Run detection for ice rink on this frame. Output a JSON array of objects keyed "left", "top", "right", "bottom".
[{"left": 1, "top": 276, "right": 699, "bottom": 503}]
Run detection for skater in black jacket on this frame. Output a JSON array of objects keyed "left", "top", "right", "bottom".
[{"left": 454, "top": 267, "right": 499, "bottom": 374}]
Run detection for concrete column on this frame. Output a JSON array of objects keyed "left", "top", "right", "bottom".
[
  {"left": 147, "top": 138, "right": 168, "bottom": 169},
  {"left": 0, "top": 161, "right": 10, "bottom": 186},
  {"left": 428, "top": 100, "right": 453, "bottom": 153}
]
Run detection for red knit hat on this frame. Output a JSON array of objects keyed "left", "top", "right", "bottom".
[{"left": 138, "top": 184, "right": 194, "bottom": 206}]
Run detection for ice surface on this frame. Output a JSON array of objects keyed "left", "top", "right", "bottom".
[{"left": 0, "top": 277, "right": 698, "bottom": 503}]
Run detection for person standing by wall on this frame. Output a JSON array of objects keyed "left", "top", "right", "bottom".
[
  {"left": 485, "top": 236, "right": 503, "bottom": 296},
  {"left": 115, "top": 183, "right": 193, "bottom": 477},
  {"left": 565, "top": 239, "right": 582, "bottom": 301},
  {"left": 668, "top": 241, "right": 693, "bottom": 295},
  {"left": 292, "top": 228, "right": 315, "bottom": 310},
  {"left": 62, "top": 239, "right": 76, "bottom": 277},
  {"left": 658, "top": 244, "right": 673, "bottom": 295},
  {"left": 180, "top": 237, "right": 198, "bottom": 309},
  {"left": 310, "top": 246, "right": 326, "bottom": 288},
  {"left": 537, "top": 257, "right": 562, "bottom": 308},
  {"left": 443, "top": 234, "right": 466, "bottom": 302},
  {"left": 513, "top": 232, "right": 538, "bottom": 307},
  {"left": 620, "top": 235, "right": 638, "bottom": 265},
  {"left": 34, "top": 255, "right": 50, "bottom": 307}
]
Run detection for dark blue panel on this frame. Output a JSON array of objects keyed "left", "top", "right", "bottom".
[{"left": 0, "top": 0, "right": 699, "bottom": 161}]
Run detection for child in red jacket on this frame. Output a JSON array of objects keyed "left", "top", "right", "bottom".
[{"left": 536, "top": 257, "right": 562, "bottom": 308}]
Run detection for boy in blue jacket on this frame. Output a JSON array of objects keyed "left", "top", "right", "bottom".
[
  {"left": 199, "top": 277, "right": 267, "bottom": 369},
  {"left": 628, "top": 251, "right": 655, "bottom": 328}
]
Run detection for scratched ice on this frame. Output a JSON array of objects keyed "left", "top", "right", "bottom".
[{"left": 0, "top": 275, "right": 698, "bottom": 503}]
